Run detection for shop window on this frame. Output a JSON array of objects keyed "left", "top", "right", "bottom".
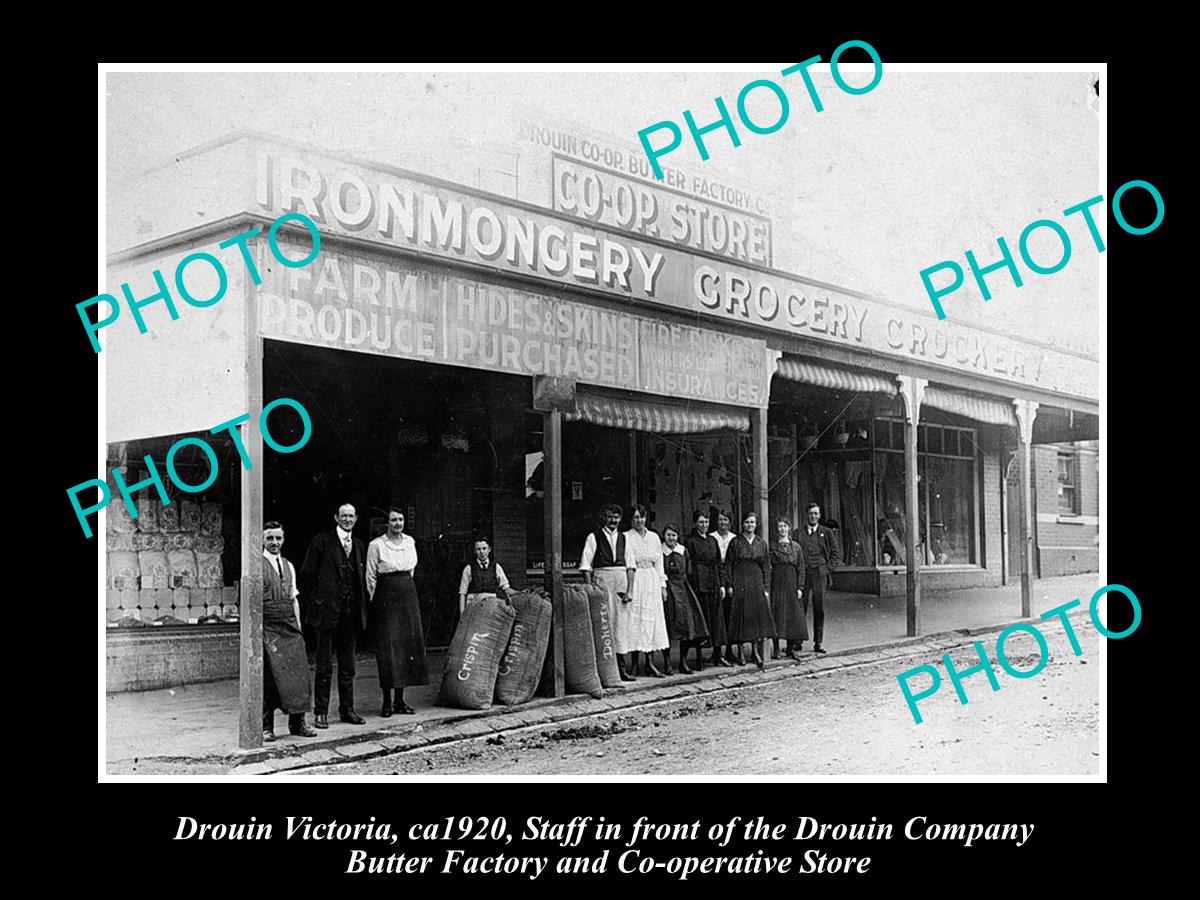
[
  {"left": 105, "top": 432, "right": 241, "bottom": 628},
  {"left": 924, "top": 455, "right": 975, "bottom": 564},
  {"left": 1057, "top": 449, "right": 1079, "bottom": 514},
  {"left": 874, "top": 419, "right": 892, "bottom": 450},
  {"left": 874, "top": 419, "right": 978, "bottom": 566},
  {"left": 796, "top": 451, "right": 873, "bottom": 566},
  {"left": 875, "top": 450, "right": 912, "bottom": 566}
]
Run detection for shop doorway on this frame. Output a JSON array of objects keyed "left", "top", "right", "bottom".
[{"left": 262, "top": 340, "right": 530, "bottom": 648}]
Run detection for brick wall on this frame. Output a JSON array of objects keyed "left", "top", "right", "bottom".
[
  {"left": 489, "top": 378, "right": 528, "bottom": 591},
  {"left": 106, "top": 626, "right": 239, "bottom": 692},
  {"left": 1033, "top": 442, "right": 1099, "bottom": 576}
]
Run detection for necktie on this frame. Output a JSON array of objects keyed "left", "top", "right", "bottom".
[
  {"left": 342, "top": 535, "right": 351, "bottom": 557},
  {"left": 274, "top": 556, "right": 284, "bottom": 579}
]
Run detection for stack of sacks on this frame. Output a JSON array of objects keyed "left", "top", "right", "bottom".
[
  {"left": 180, "top": 500, "right": 202, "bottom": 532},
  {"left": 136, "top": 500, "right": 168, "bottom": 590},
  {"left": 493, "top": 593, "right": 553, "bottom": 706},
  {"left": 196, "top": 501, "right": 224, "bottom": 587},
  {"left": 107, "top": 498, "right": 137, "bottom": 553},
  {"left": 159, "top": 501, "right": 180, "bottom": 533},
  {"left": 105, "top": 495, "right": 227, "bottom": 621}
]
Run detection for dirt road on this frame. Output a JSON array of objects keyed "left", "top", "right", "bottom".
[{"left": 287, "top": 624, "right": 1100, "bottom": 777}]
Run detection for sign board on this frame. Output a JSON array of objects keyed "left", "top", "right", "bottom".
[
  {"left": 251, "top": 143, "right": 1098, "bottom": 402},
  {"left": 256, "top": 238, "right": 773, "bottom": 409}
]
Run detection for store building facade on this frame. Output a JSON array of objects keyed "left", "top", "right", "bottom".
[{"left": 103, "top": 133, "right": 1099, "bottom": 747}]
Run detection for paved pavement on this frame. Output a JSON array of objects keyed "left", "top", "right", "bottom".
[{"left": 104, "top": 572, "right": 1103, "bottom": 775}]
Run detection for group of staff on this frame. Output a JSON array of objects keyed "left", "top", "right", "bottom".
[
  {"left": 581, "top": 501, "right": 842, "bottom": 679},
  {"left": 257, "top": 499, "right": 842, "bottom": 741},
  {"left": 258, "top": 503, "right": 432, "bottom": 742},
  {"left": 260, "top": 502, "right": 516, "bottom": 741}
]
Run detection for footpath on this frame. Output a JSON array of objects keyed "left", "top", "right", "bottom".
[{"left": 104, "top": 573, "right": 1102, "bottom": 775}]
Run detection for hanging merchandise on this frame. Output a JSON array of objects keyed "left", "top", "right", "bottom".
[{"left": 801, "top": 422, "right": 820, "bottom": 450}]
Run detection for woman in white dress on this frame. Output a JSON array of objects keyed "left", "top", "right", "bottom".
[{"left": 615, "top": 505, "right": 670, "bottom": 677}]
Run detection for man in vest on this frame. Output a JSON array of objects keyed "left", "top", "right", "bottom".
[
  {"left": 798, "top": 502, "right": 843, "bottom": 654},
  {"left": 457, "top": 535, "right": 514, "bottom": 613},
  {"left": 299, "top": 503, "right": 369, "bottom": 728},
  {"left": 580, "top": 503, "right": 635, "bottom": 681},
  {"left": 262, "top": 521, "right": 316, "bottom": 741}
]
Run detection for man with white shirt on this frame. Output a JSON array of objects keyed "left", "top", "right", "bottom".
[
  {"left": 261, "top": 522, "right": 316, "bottom": 741},
  {"left": 299, "top": 503, "right": 369, "bottom": 728},
  {"left": 580, "top": 504, "right": 635, "bottom": 682}
]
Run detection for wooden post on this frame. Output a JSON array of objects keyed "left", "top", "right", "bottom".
[
  {"left": 238, "top": 336, "right": 265, "bottom": 749},
  {"left": 1014, "top": 399, "right": 1038, "bottom": 618},
  {"left": 1000, "top": 445, "right": 1013, "bottom": 586},
  {"left": 750, "top": 408, "right": 769, "bottom": 537},
  {"left": 789, "top": 421, "right": 800, "bottom": 528},
  {"left": 543, "top": 407, "right": 565, "bottom": 697},
  {"left": 897, "top": 376, "right": 926, "bottom": 638}
]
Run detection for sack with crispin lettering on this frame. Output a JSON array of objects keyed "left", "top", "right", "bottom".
[
  {"left": 437, "top": 596, "right": 515, "bottom": 710},
  {"left": 494, "top": 592, "right": 552, "bottom": 706}
]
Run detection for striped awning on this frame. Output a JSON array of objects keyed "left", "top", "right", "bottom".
[
  {"left": 565, "top": 394, "right": 749, "bottom": 434},
  {"left": 924, "top": 387, "right": 1017, "bottom": 427},
  {"left": 775, "top": 357, "right": 897, "bottom": 396}
]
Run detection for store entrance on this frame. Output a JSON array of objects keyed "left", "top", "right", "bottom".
[{"left": 262, "top": 340, "right": 530, "bottom": 648}]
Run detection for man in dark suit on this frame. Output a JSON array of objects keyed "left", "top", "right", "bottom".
[
  {"left": 299, "top": 502, "right": 369, "bottom": 727},
  {"left": 798, "top": 502, "right": 842, "bottom": 654}
]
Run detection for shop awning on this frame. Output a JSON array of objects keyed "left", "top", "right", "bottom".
[
  {"left": 924, "top": 387, "right": 1017, "bottom": 427},
  {"left": 775, "top": 357, "right": 897, "bottom": 396},
  {"left": 565, "top": 394, "right": 750, "bottom": 433}
]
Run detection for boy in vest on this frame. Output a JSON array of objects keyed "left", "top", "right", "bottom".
[{"left": 457, "top": 535, "right": 514, "bottom": 612}]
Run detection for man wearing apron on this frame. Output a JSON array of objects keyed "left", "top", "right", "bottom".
[
  {"left": 580, "top": 504, "right": 636, "bottom": 682},
  {"left": 262, "top": 522, "right": 316, "bottom": 741}
]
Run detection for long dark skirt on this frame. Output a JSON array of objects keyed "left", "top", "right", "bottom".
[
  {"left": 729, "top": 561, "right": 777, "bottom": 642},
  {"left": 700, "top": 591, "right": 727, "bottom": 648},
  {"left": 770, "top": 564, "right": 809, "bottom": 641},
  {"left": 372, "top": 571, "right": 428, "bottom": 688},
  {"left": 664, "top": 574, "right": 709, "bottom": 642}
]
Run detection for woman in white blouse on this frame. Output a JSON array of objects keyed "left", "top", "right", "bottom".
[
  {"left": 365, "top": 508, "right": 427, "bottom": 716},
  {"left": 615, "top": 505, "right": 670, "bottom": 677}
]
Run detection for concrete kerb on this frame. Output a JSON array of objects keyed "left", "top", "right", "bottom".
[{"left": 232, "top": 609, "right": 1088, "bottom": 774}]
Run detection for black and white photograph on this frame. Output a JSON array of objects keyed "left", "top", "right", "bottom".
[{"left": 96, "top": 63, "right": 1106, "bottom": 779}]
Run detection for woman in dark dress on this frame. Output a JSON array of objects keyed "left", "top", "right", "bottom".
[
  {"left": 662, "top": 523, "right": 709, "bottom": 675},
  {"left": 727, "top": 512, "right": 776, "bottom": 669},
  {"left": 683, "top": 510, "right": 726, "bottom": 671},
  {"left": 711, "top": 511, "right": 738, "bottom": 666},
  {"left": 770, "top": 518, "right": 807, "bottom": 660},
  {"left": 365, "top": 507, "right": 428, "bottom": 716}
]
